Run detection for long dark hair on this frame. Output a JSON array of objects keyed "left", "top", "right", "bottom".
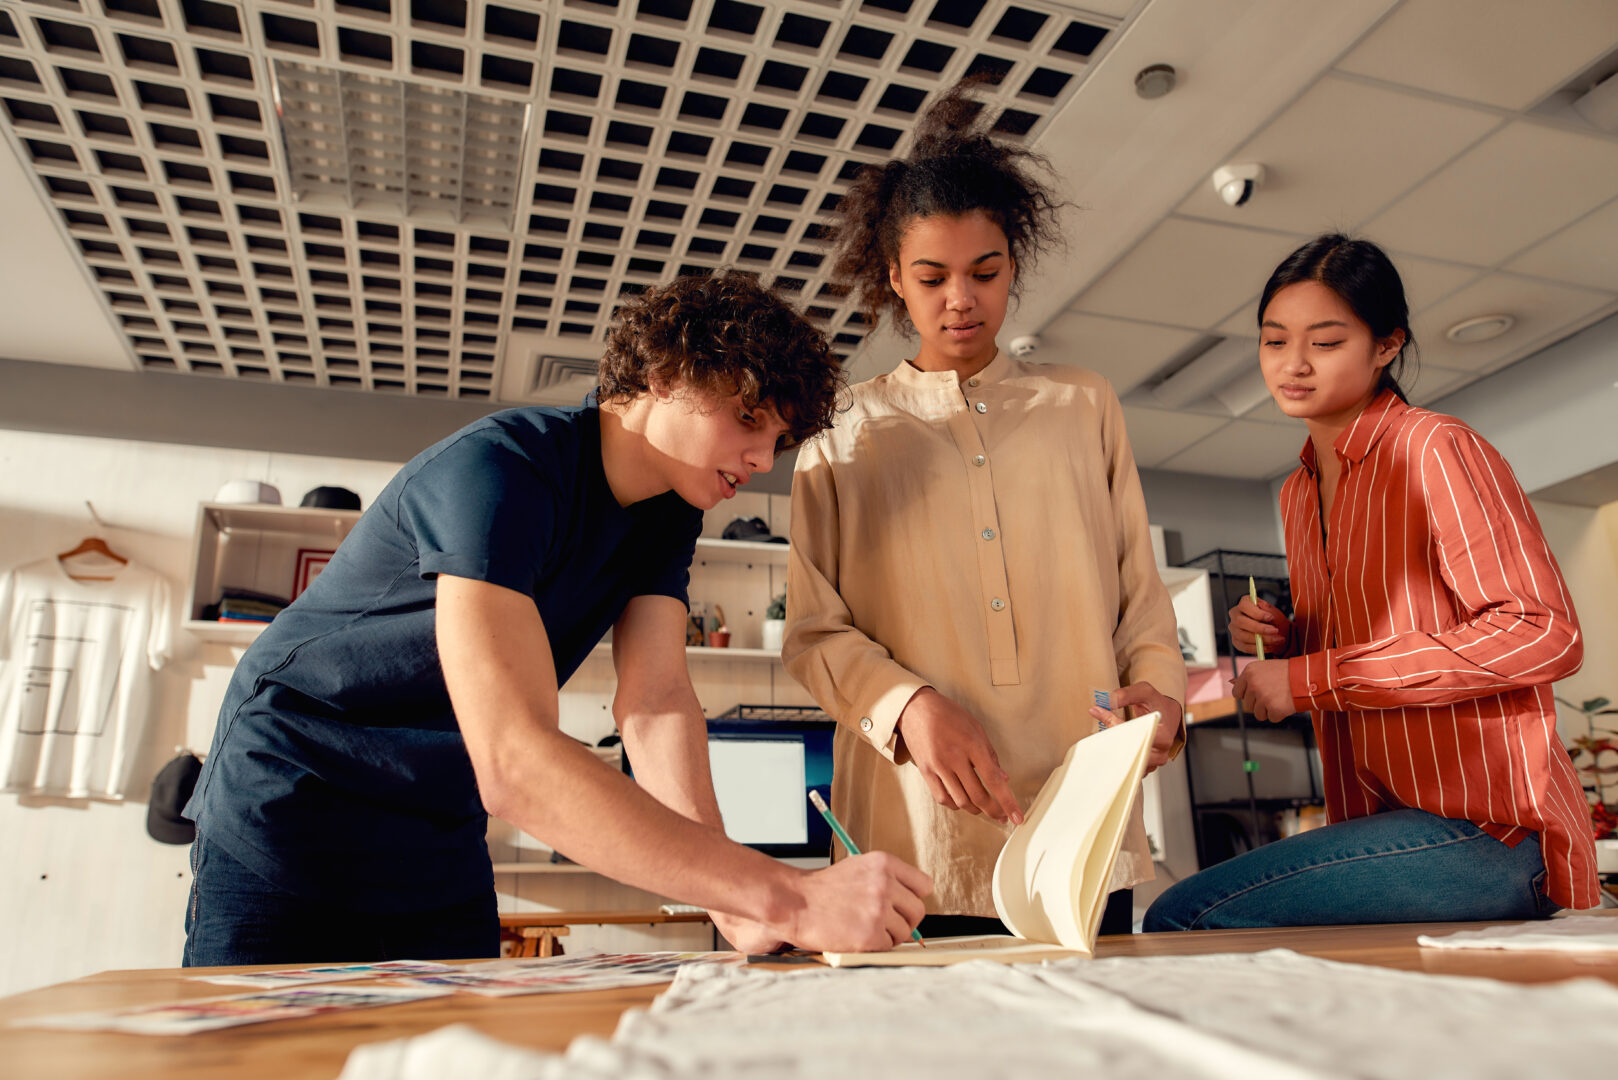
[
  {"left": 1258, "top": 234, "right": 1418, "bottom": 402},
  {"left": 828, "top": 78, "right": 1065, "bottom": 334}
]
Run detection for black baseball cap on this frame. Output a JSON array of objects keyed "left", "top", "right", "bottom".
[
  {"left": 300, "top": 486, "right": 362, "bottom": 511},
  {"left": 721, "top": 516, "right": 787, "bottom": 543},
  {"left": 146, "top": 752, "right": 202, "bottom": 845}
]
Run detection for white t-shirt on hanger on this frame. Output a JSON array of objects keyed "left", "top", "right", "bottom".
[{"left": 0, "top": 556, "right": 173, "bottom": 799}]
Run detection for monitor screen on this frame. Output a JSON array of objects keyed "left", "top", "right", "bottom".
[{"left": 622, "top": 719, "right": 834, "bottom": 858}]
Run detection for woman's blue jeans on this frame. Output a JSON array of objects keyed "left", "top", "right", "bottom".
[
  {"left": 183, "top": 831, "right": 500, "bottom": 966},
  {"left": 1143, "top": 809, "right": 1560, "bottom": 932}
]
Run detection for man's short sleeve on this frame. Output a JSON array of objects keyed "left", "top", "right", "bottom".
[
  {"left": 399, "top": 429, "right": 561, "bottom": 596},
  {"left": 633, "top": 506, "right": 701, "bottom": 605}
]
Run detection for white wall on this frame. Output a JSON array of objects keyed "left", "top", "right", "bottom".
[
  {"left": 1139, "top": 468, "right": 1287, "bottom": 563},
  {"left": 1532, "top": 498, "right": 1618, "bottom": 745},
  {"left": 0, "top": 427, "right": 801, "bottom": 994},
  {"left": 0, "top": 430, "right": 400, "bottom": 995}
]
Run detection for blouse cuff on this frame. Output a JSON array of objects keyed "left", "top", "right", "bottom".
[{"left": 851, "top": 671, "right": 931, "bottom": 764}]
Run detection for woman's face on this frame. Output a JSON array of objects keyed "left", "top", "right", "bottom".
[
  {"left": 1259, "top": 280, "right": 1404, "bottom": 428},
  {"left": 888, "top": 211, "right": 1014, "bottom": 373}
]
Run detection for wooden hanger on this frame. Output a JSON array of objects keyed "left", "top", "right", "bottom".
[{"left": 57, "top": 535, "right": 128, "bottom": 582}]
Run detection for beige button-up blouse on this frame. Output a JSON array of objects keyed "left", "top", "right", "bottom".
[{"left": 784, "top": 352, "right": 1187, "bottom": 916}]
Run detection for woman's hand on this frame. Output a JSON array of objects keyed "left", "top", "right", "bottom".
[
  {"left": 1231, "top": 659, "right": 1296, "bottom": 722},
  {"left": 1088, "top": 682, "right": 1183, "bottom": 774},
  {"left": 1229, "top": 595, "right": 1290, "bottom": 656},
  {"left": 895, "top": 688, "right": 1024, "bottom": 825}
]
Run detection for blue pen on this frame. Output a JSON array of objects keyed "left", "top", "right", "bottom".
[{"left": 808, "top": 789, "right": 926, "bottom": 947}]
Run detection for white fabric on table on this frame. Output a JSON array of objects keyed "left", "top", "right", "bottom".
[
  {"left": 1417, "top": 914, "right": 1618, "bottom": 952},
  {"left": 340, "top": 949, "right": 1618, "bottom": 1080}
]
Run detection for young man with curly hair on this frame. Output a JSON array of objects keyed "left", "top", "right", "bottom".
[{"left": 183, "top": 272, "right": 931, "bottom": 965}]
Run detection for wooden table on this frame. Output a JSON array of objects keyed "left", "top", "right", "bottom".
[{"left": 4, "top": 919, "right": 1616, "bottom": 1080}]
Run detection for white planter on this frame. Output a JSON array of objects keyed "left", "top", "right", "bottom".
[{"left": 760, "top": 619, "right": 785, "bottom": 652}]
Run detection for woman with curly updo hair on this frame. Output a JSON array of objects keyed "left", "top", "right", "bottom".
[
  {"left": 785, "top": 80, "right": 1186, "bottom": 940},
  {"left": 186, "top": 271, "right": 931, "bottom": 968}
]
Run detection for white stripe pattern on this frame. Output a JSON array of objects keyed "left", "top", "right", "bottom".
[{"left": 1277, "top": 391, "right": 1597, "bottom": 910}]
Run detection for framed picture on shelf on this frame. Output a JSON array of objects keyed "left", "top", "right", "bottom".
[{"left": 292, "top": 548, "right": 334, "bottom": 600}]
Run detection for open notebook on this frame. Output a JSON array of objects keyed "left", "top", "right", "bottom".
[{"left": 824, "top": 711, "right": 1160, "bottom": 966}]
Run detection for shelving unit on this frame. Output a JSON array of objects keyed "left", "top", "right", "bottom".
[
  {"left": 590, "top": 643, "right": 781, "bottom": 662},
  {"left": 1159, "top": 565, "right": 1218, "bottom": 671},
  {"left": 1179, "top": 549, "right": 1322, "bottom": 868},
  {"left": 183, "top": 501, "right": 360, "bottom": 644},
  {"left": 692, "top": 538, "right": 790, "bottom": 567}
]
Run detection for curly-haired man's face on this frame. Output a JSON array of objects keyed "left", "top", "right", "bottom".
[
  {"left": 888, "top": 210, "right": 1014, "bottom": 378},
  {"left": 642, "top": 386, "right": 789, "bottom": 509}
]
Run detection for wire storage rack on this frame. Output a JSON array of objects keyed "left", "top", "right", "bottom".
[
  {"left": 715, "top": 703, "right": 832, "bottom": 723},
  {"left": 1179, "top": 549, "right": 1323, "bottom": 868}
]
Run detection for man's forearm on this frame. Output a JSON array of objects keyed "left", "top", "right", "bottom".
[{"left": 616, "top": 705, "right": 725, "bottom": 828}]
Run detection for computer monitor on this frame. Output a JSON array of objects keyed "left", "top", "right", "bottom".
[{"left": 622, "top": 718, "right": 835, "bottom": 858}]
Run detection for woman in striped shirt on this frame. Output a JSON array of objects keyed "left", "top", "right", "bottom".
[{"left": 1145, "top": 235, "right": 1598, "bottom": 930}]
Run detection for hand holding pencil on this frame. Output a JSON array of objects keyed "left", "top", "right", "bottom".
[
  {"left": 810, "top": 791, "right": 926, "bottom": 947},
  {"left": 782, "top": 846, "right": 931, "bottom": 953},
  {"left": 1228, "top": 579, "right": 1290, "bottom": 658}
]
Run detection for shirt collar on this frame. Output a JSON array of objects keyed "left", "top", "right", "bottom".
[
  {"left": 888, "top": 347, "right": 1014, "bottom": 389},
  {"left": 1296, "top": 388, "right": 1408, "bottom": 474}
]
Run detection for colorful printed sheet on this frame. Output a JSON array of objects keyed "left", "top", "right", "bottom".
[
  {"left": 389, "top": 951, "right": 742, "bottom": 997},
  {"left": 190, "top": 959, "right": 458, "bottom": 988},
  {"left": 16, "top": 983, "right": 452, "bottom": 1035}
]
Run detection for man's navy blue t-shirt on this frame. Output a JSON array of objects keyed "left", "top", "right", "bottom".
[{"left": 185, "top": 404, "right": 701, "bottom": 912}]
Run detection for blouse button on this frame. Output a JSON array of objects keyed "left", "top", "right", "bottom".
[
  {"left": 967, "top": 377, "right": 980, "bottom": 387},
  {"left": 981, "top": 528, "right": 996, "bottom": 541},
  {"left": 859, "top": 717, "right": 873, "bottom": 732},
  {"left": 973, "top": 454, "right": 986, "bottom": 466},
  {"left": 974, "top": 402, "right": 988, "bottom": 414},
  {"left": 990, "top": 598, "right": 1006, "bottom": 611}
]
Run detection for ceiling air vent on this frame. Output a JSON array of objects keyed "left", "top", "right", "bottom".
[
  {"left": 271, "top": 61, "right": 531, "bottom": 228},
  {"left": 527, "top": 354, "right": 600, "bottom": 405}
]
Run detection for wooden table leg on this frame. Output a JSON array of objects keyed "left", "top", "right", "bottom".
[{"left": 519, "top": 925, "right": 570, "bottom": 958}]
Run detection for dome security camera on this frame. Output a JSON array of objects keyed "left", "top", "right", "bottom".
[
  {"left": 1008, "top": 335, "right": 1041, "bottom": 358},
  {"left": 1211, "top": 163, "right": 1266, "bottom": 208}
]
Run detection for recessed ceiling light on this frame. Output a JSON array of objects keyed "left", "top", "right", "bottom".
[
  {"left": 1444, "top": 314, "right": 1515, "bottom": 344},
  {"left": 1134, "top": 64, "right": 1176, "bottom": 100}
]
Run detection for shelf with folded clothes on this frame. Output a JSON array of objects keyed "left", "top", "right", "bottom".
[{"left": 183, "top": 501, "right": 361, "bottom": 644}]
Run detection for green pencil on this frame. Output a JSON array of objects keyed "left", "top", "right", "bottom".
[
  {"left": 808, "top": 789, "right": 926, "bottom": 947},
  {"left": 1249, "top": 575, "right": 1265, "bottom": 661}
]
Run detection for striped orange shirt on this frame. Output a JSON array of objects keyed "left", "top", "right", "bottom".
[{"left": 1279, "top": 389, "right": 1598, "bottom": 909}]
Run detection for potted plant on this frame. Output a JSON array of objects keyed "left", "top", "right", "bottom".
[{"left": 762, "top": 591, "right": 786, "bottom": 652}]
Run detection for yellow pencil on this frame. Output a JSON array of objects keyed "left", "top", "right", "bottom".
[{"left": 1249, "top": 575, "right": 1265, "bottom": 661}]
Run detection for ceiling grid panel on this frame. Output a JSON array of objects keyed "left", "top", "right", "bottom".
[{"left": 0, "top": 0, "right": 1123, "bottom": 402}]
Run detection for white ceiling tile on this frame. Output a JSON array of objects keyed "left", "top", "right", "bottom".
[
  {"left": 1382, "top": 252, "right": 1488, "bottom": 314},
  {"left": 1036, "top": 310, "right": 1203, "bottom": 396},
  {"left": 1072, "top": 217, "right": 1305, "bottom": 329},
  {"left": 1176, "top": 76, "right": 1500, "bottom": 234},
  {"left": 1243, "top": 397, "right": 1295, "bottom": 426},
  {"left": 1159, "top": 419, "right": 1304, "bottom": 480},
  {"left": 1364, "top": 122, "right": 1618, "bottom": 267},
  {"left": 1505, "top": 198, "right": 1618, "bottom": 291},
  {"left": 1406, "top": 364, "right": 1474, "bottom": 406},
  {"left": 1059, "top": 0, "right": 1137, "bottom": 17},
  {"left": 0, "top": 128, "right": 130, "bottom": 369},
  {"left": 1213, "top": 253, "right": 1482, "bottom": 337},
  {"left": 1215, "top": 295, "right": 1263, "bottom": 337},
  {"left": 1335, "top": 0, "right": 1618, "bottom": 111},
  {"left": 1120, "top": 404, "right": 1228, "bottom": 469},
  {"left": 1412, "top": 272, "right": 1616, "bottom": 372}
]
